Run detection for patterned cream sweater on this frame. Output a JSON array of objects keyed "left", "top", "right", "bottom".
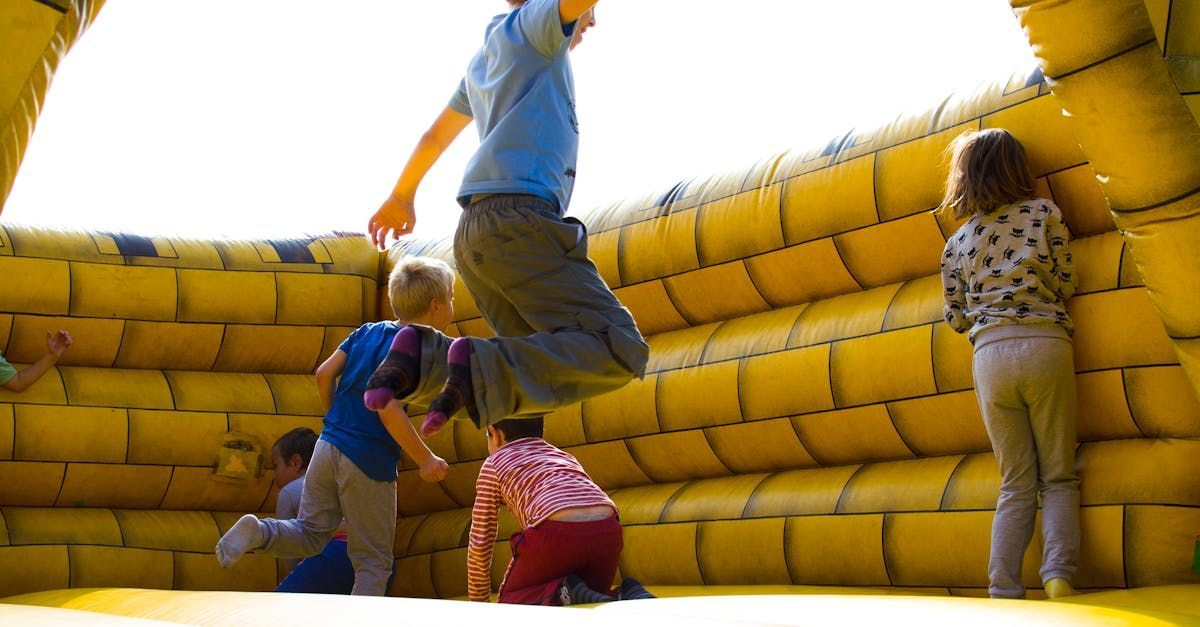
[{"left": 941, "top": 197, "right": 1078, "bottom": 343}]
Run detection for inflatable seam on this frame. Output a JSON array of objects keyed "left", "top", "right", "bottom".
[
  {"left": 882, "top": 404, "right": 920, "bottom": 458},
  {"left": 31, "top": 0, "right": 68, "bottom": 13},
  {"left": 1112, "top": 184, "right": 1200, "bottom": 214},
  {"left": 1120, "top": 505, "right": 1130, "bottom": 588},
  {"left": 1119, "top": 369, "right": 1148, "bottom": 438},
  {"left": 936, "top": 455, "right": 970, "bottom": 511},
  {"left": 880, "top": 513, "right": 895, "bottom": 586},
  {"left": 1046, "top": 38, "right": 1159, "bottom": 82}
]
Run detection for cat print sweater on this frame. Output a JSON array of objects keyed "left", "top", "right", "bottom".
[{"left": 940, "top": 197, "right": 1078, "bottom": 344}]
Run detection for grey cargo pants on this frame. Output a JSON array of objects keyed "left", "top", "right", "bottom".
[{"left": 406, "top": 194, "right": 649, "bottom": 427}]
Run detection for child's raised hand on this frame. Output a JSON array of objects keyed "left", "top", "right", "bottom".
[
  {"left": 419, "top": 454, "right": 449, "bottom": 483},
  {"left": 46, "top": 330, "right": 73, "bottom": 359},
  {"left": 368, "top": 195, "right": 417, "bottom": 250}
]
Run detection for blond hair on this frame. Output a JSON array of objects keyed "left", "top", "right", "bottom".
[
  {"left": 388, "top": 256, "right": 454, "bottom": 321},
  {"left": 939, "top": 128, "right": 1036, "bottom": 220}
]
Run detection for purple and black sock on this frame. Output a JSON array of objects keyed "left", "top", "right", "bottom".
[
  {"left": 422, "top": 336, "right": 480, "bottom": 436},
  {"left": 363, "top": 326, "right": 421, "bottom": 411}
]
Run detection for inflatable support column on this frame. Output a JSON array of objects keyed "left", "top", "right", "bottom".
[
  {"left": 1, "top": 0, "right": 105, "bottom": 209},
  {"left": 1011, "top": 0, "right": 1200, "bottom": 391}
]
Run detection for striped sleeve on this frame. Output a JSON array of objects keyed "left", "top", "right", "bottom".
[{"left": 467, "top": 460, "right": 501, "bottom": 602}]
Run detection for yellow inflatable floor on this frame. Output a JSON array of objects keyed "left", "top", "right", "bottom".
[
  {"left": 0, "top": 0, "right": 1198, "bottom": 624},
  {"left": 5, "top": 586, "right": 1200, "bottom": 626}
]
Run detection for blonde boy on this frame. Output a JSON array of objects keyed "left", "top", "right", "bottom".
[{"left": 216, "top": 257, "right": 455, "bottom": 596}]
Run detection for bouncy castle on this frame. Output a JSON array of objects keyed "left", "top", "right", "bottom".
[{"left": 0, "top": 0, "right": 1197, "bottom": 624}]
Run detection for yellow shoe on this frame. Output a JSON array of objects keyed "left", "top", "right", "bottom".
[{"left": 1044, "top": 577, "right": 1077, "bottom": 599}]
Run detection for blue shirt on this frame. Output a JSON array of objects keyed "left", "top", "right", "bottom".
[
  {"left": 320, "top": 321, "right": 403, "bottom": 482},
  {"left": 449, "top": 0, "right": 580, "bottom": 213}
]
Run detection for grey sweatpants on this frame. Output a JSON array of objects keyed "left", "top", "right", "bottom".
[
  {"left": 408, "top": 195, "right": 649, "bottom": 427},
  {"left": 973, "top": 335, "right": 1080, "bottom": 599},
  {"left": 257, "top": 440, "right": 396, "bottom": 596}
]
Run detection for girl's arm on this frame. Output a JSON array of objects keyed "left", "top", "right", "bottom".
[
  {"left": 1045, "top": 201, "right": 1077, "bottom": 301},
  {"left": 940, "top": 243, "right": 970, "bottom": 333}
]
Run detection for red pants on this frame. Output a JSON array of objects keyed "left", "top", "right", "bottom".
[{"left": 497, "top": 515, "right": 622, "bottom": 605}]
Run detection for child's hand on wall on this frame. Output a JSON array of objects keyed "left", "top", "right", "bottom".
[{"left": 46, "top": 330, "right": 72, "bottom": 360}]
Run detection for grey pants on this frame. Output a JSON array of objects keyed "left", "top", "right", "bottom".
[
  {"left": 409, "top": 195, "right": 649, "bottom": 427},
  {"left": 258, "top": 440, "right": 396, "bottom": 596},
  {"left": 973, "top": 336, "right": 1080, "bottom": 599}
]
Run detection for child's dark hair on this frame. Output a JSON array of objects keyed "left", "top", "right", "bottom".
[
  {"left": 273, "top": 427, "right": 319, "bottom": 469},
  {"left": 493, "top": 417, "right": 544, "bottom": 442}
]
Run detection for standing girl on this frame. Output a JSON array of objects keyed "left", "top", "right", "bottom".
[{"left": 939, "top": 128, "right": 1080, "bottom": 599}]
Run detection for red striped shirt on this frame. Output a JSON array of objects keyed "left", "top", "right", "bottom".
[{"left": 467, "top": 437, "right": 614, "bottom": 602}]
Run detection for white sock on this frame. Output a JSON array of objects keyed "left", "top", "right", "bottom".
[{"left": 215, "top": 514, "right": 264, "bottom": 568}]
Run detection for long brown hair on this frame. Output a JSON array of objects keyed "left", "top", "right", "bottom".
[{"left": 939, "top": 128, "right": 1035, "bottom": 220}]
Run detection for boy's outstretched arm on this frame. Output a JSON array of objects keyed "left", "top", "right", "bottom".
[
  {"left": 315, "top": 350, "right": 347, "bottom": 412},
  {"left": 378, "top": 400, "right": 448, "bottom": 482},
  {"left": 559, "top": 0, "right": 598, "bottom": 24},
  {"left": 368, "top": 106, "right": 473, "bottom": 248},
  {"left": 2, "top": 330, "right": 72, "bottom": 393}
]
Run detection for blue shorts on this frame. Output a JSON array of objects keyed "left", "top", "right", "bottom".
[{"left": 275, "top": 539, "right": 355, "bottom": 594}]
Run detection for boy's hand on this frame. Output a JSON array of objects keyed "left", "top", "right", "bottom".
[
  {"left": 369, "top": 195, "right": 417, "bottom": 249},
  {"left": 418, "top": 455, "right": 449, "bottom": 483},
  {"left": 46, "top": 330, "right": 73, "bottom": 360}
]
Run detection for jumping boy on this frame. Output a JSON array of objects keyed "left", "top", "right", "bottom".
[
  {"left": 468, "top": 417, "right": 653, "bottom": 604},
  {"left": 215, "top": 257, "right": 455, "bottom": 596},
  {"left": 363, "top": 0, "right": 649, "bottom": 438}
]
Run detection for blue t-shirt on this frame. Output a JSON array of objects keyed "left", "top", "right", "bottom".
[
  {"left": 320, "top": 321, "right": 403, "bottom": 482},
  {"left": 449, "top": 0, "right": 581, "bottom": 213}
]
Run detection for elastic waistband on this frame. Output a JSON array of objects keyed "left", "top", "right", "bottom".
[
  {"left": 974, "top": 323, "right": 1070, "bottom": 352},
  {"left": 466, "top": 193, "right": 559, "bottom": 215},
  {"left": 535, "top": 513, "right": 620, "bottom": 533}
]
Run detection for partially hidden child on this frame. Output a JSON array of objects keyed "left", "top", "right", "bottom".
[{"left": 270, "top": 427, "right": 354, "bottom": 594}]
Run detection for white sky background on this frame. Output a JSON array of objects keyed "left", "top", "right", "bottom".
[{"left": 4, "top": 1, "right": 1037, "bottom": 240}]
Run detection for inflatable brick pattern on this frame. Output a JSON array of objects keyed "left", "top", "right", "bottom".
[{"left": 0, "top": 231, "right": 374, "bottom": 516}]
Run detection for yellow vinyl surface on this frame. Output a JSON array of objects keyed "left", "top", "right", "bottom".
[
  {"left": 1, "top": 0, "right": 1199, "bottom": 624},
  {"left": 5, "top": 586, "right": 1200, "bottom": 626}
]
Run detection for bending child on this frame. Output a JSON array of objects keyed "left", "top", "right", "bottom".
[
  {"left": 939, "top": 128, "right": 1080, "bottom": 599},
  {"left": 468, "top": 417, "right": 653, "bottom": 605},
  {"left": 363, "top": 0, "right": 649, "bottom": 437},
  {"left": 215, "top": 257, "right": 455, "bottom": 596}
]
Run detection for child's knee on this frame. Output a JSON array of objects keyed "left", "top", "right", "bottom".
[{"left": 998, "top": 464, "right": 1038, "bottom": 495}]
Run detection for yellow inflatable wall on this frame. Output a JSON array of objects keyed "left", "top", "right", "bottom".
[{"left": 0, "top": 0, "right": 1198, "bottom": 624}]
